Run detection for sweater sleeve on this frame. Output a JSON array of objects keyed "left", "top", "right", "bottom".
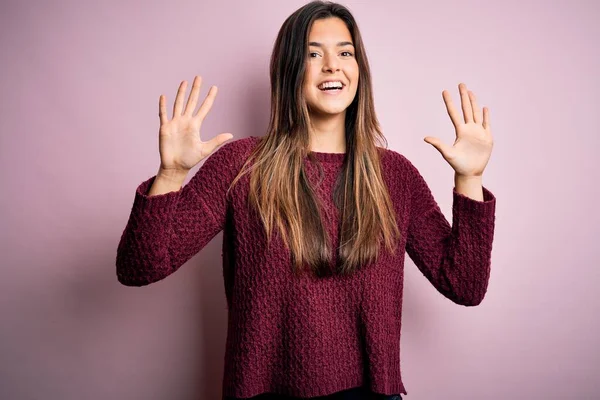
[
  {"left": 116, "top": 139, "right": 245, "bottom": 286},
  {"left": 404, "top": 159, "right": 496, "bottom": 306}
]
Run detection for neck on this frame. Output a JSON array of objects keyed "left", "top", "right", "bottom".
[{"left": 308, "top": 111, "right": 346, "bottom": 153}]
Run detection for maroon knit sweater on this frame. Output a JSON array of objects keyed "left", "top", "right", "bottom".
[{"left": 116, "top": 135, "right": 496, "bottom": 398}]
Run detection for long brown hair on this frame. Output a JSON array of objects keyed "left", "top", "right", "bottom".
[{"left": 228, "top": 0, "right": 400, "bottom": 277}]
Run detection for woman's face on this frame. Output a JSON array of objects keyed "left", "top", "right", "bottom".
[{"left": 303, "top": 17, "right": 359, "bottom": 117}]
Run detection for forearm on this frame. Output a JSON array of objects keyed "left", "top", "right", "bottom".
[
  {"left": 117, "top": 170, "right": 195, "bottom": 286},
  {"left": 454, "top": 173, "right": 483, "bottom": 201},
  {"left": 148, "top": 168, "right": 189, "bottom": 196}
]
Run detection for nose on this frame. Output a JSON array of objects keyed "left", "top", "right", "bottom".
[{"left": 322, "top": 53, "right": 340, "bottom": 72}]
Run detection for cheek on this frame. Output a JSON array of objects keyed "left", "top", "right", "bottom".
[
  {"left": 344, "top": 64, "right": 359, "bottom": 88},
  {"left": 303, "top": 75, "right": 316, "bottom": 95},
  {"left": 304, "top": 63, "right": 319, "bottom": 80},
  {"left": 303, "top": 82, "right": 316, "bottom": 99},
  {"left": 351, "top": 64, "right": 359, "bottom": 81}
]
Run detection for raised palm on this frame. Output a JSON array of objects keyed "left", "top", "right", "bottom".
[
  {"left": 424, "top": 83, "right": 493, "bottom": 177},
  {"left": 158, "top": 75, "right": 233, "bottom": 172}
]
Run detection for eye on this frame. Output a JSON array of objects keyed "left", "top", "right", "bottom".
[
  {"left": 342, "top": 51, "right": 354, "bottom": 57},
  {"left": 309, "top": 52, "right": 320, "bottom": 58}
]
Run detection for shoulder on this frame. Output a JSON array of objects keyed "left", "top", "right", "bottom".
[
  {"left": 374, "top": 147, "right": 421, "bottom": 200},
  {"left": 376, "top": 146, "right": 419, "bottom": 177},
  {"left": 376, "top": 147, "right": 435, "bottom": 209},
  {"left": 376, "top": 146, "right": 432, "bottom": 198},
  {"left": 210, "top": 135, "right": 261, "bottom": 159},
  {"left": 201, "top": 135, "right": 261, "bottom": 170},
  {"left": 190, "top": 136, "right": 262, "bottom": 189}
]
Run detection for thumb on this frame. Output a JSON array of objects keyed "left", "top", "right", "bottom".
[
  {"left": 215, "top": 132, "right": 234, "bottom": 146},
  {"left": 208, "top": 133, "right": 234, "bottom": 151},
  {"left": 203, "top": 133, "right": 234, "bottom": 157},
  {"left": 423, "top": 136, "right": 450, "bottom": 158}
]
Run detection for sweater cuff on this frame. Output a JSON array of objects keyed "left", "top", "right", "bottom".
[
  {"left": 133, "top": 175, "right": 182, "bottom": 214},
  {"left": 452, "top": 185, "right": 496, "bottom": 217}
]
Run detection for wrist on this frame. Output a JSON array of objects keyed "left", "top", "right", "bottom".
[
  {"left": 454, "top": 173, "right": 484, "bottom": 201},
  {"left": 455, "top": 173, "right": 482, "bottom": 181},
  {"left": 157, "top": 167, "right": 189, "bottom": 184}
]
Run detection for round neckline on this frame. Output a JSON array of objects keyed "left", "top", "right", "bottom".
[{"left": 307, "top": 150, "right": 346, "bottom": 163}]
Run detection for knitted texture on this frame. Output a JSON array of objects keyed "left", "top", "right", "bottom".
[{"left": 116, "top": 135, "right": 496, "bottom": 398}]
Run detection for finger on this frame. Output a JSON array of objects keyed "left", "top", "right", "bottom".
[
  {"left": 442, "top": 90, "right": 461, "bottom": 129},
  {"left": 459, "top": 83, "right": 473, "bottom": 124},
  {"left": 173, "top": 80, "right": 188, "bottom": 117},
  {"left": 183, "top": 75, "right": 202, "bottom": 116},
  {"left": 159, "top": 94, "right": 168, "bottom": 125},
  {"left": 206, "top": 133, "right": 234, "bottom": 150},
  {"left": 195, "top": 85, "right": 218, "bottom": 121},
  {"left": 482, "top": 107, "right": 491, "bottom": 131},
  {"left": 423, "top": 136, "right": 451, "bottom": 158},
  {"left": 469, "top": 90, "right": 483, "bottom": 124}
]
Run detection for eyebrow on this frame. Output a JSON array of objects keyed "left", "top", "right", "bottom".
[{"left": 308, "top": 41, "right": 355, "bottom": 47}]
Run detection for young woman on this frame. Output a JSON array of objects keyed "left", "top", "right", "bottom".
[{"left": 116, "top": 1, "right": 496, "bottom": 399}]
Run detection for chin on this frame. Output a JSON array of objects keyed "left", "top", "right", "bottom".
[
  {"left": 311, "top": 108, "right": 347, "bottom": 117},
  {"left": 307, "top": 101, "right": 351, "bottom": 116}
]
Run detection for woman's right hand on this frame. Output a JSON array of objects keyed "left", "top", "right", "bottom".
[{"left": 158, "top": 75, "right": 234, "bottom": 173}]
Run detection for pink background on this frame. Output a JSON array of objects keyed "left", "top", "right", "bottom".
[{"left": 1, "top": 0, "right": 598, "bottom": 399}]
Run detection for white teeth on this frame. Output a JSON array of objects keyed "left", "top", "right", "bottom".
[{"left": 318, "top": 81, "right": 343, "bottom": 90}]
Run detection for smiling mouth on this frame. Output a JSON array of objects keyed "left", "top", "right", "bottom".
[
  {"left": 319, "top": 87, "right": 343, "bottom": 92},
  {"left": 317, "top": 80, "right": 346, "bottom": 91},
  {"left": 318, "top": 85, "right": 345, "bottom": 94}
]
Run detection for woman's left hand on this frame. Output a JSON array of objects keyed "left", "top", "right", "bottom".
[{"left": 423, "top": 83, "right": 494, "bottom": 177}]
